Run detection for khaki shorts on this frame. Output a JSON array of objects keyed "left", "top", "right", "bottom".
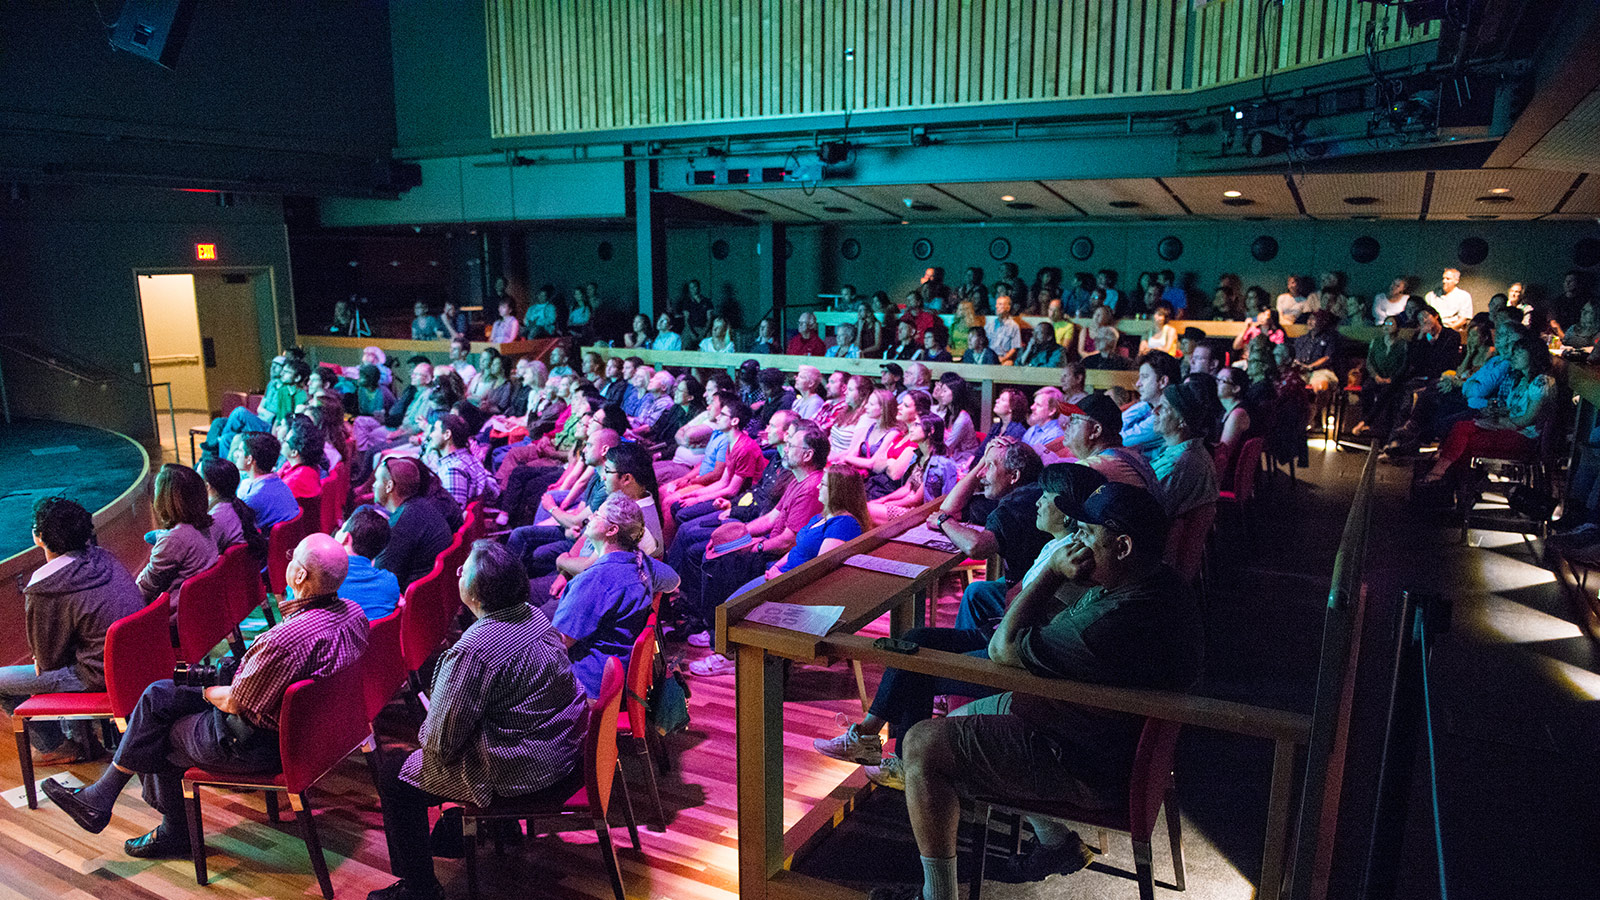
[{"left": 940, "top": 692, "right": 1116, "bottom": 810}]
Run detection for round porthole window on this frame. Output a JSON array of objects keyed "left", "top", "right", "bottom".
[
  {"left": 988, "top": 237, "right": 1011, "bottom": 260},
  {"left": 840, "top": 238, "right": 861, "bottom": 260},
  {"left": 711, "top": 239, "right": 731, "bottom": 260},
  {"left": 912, "top": 238, "right": 934, "bottom": 261},
  {"left": 1250, "top": 236, "right": 1279, "bottom": 262},
  {"left": 1457, "top": 236, "right": 1488, "bottom": 266},
  {"left": 1350, "top": 236, "right": 1381, "bottom": 264},
  {"left": 1070, "top": 236, "right": 1094, "bottom": 260},
  {"left": 1157, "top": 236, "right": 1184, "bottom": 262}
]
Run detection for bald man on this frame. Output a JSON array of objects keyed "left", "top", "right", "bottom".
[{"left": 45, "top": 533, "right": 368, "bottom": 860}]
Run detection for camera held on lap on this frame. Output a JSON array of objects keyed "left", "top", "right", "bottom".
[{"left": 173, "top": 657, "right": 239, "bottom": 688}]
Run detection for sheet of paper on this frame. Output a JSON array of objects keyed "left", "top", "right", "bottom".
[
  {"left": 843, "top": 554, "right": 930, "bottom": 579},
  {"left": 744, "top": 602, "right": 845, "bottom": 637},
  {"left": 889, "top": 521, "right": 959, "bottom": 553},
  {"left": 3, "top": 771, "right": 82, "bottom": 809}
]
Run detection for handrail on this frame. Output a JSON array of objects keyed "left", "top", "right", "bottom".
[
  {"left": 0, "top": 334, "right": 179, "bottom": 453},
  {"left": 1290, "top": 440, "right": 1383, "bottom": 900}
]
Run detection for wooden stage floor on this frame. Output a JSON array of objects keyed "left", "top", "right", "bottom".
[{"left": 0, "top": 610, "right": 900, "bottom": 900}]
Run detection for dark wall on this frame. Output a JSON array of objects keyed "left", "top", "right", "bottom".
[
  {"left": 390, "top": 0, "right": 491, "bottom": 150},
  {"left": 0, "top": 2, "right": 397, "bottom": 195},
  {"left": 0, "top": 185, "right": 292, "bottom": 441}
]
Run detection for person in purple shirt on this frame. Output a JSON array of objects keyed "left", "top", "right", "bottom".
[{"left": 232, "top": 433, "right": 300, "bottom": 530}]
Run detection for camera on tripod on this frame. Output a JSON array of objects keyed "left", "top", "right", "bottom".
[{"left": 173, "top": 657, "right": 239, "bottom": 688}]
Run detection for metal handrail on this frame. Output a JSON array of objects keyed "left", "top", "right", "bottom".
[{"left": 0, "top": 335, "right": 179, "bottom": 454}]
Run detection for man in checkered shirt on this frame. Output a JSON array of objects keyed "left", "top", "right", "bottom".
[
  {"left": 427, "top": 413, "right": 499, "bottom": 507},
  {"left": 44, "top": 534, "right": 368, "bottom": 859},
  {"left": 370, "top": 539, "right": 587, "bottom": 900}
]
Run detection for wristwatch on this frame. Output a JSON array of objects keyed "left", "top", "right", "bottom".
[{"left": 931, "top": 512, "right": 952, "bottom": 530}]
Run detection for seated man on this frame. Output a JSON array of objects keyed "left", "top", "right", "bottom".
[
  {"left": 1120, "top": 351, "right": 1182, "bottom": 457},
  {"left": 233, "top": 431, "right": 301, "bottom": 530},
  {"left": 663, "top": 399, "right": 765, "bottom": 544},
  {"left": 872, "top": 483, "right": 1203, "bottom": 899},
  {"left": 200, "top": 356, "right": 310, "bottom": 460},
  {"left": 506, "top": 428, "right": 620, "bottom": 576},
  {"left": 44, "top": 534, "right": 368, "bottom": 859},
  {"left": 627, "top": 370, "right": 677, "bottom": 436},
  {"left": 925, "top": 441, "right": 1052, "bottom": 636},
  {"left": 333, "top": 506, "right": 402, "bottom": 619},
  {"left": 813, "top": 464, "right": 1105, "bottom": 782},
  {"left": 427, "top": 413, "right": 499, "bottom": 507},
  {"left": 1057, "top": 394, "right": 1163, "bottom": 497},
  {"left": 1021, "top": 387, "right": 1065, "bottom": 450},
  {"left": 2, "top": 497, "right": 143, "bottom": 764},
  {"left": 371, "top": 540, "right": 587, "bottom": 900},
  {"left": 373, "top": 456, "right": 453, "bottom": 590}
]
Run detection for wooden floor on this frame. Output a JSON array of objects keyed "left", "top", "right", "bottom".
[{"left": 0, "top": 592, "right": 917, "bottom": 900}]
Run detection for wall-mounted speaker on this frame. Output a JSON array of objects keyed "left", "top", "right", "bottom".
[
  {"left": 1457, "top": 236, "right": 1489, "bottom": 266},
  {"left": 1157, "top": 236, "right": 1184, "bottom": 261},
  {"left": 1350, "top": 236, "right": 1381, "bottom": 264},
  {"left": 1574, "top": 238, "right": 1600, "bottom": 269},
  {"left": 110, "top": 0, "right": 196, "bottom": 69},
  {"left": 988, "top": 237, "right": 1011, "bottom": 260},
  {"left": 912, "top": 238, "right": 933, "bottom": 261},
  {"left": 1070, "top": 236, "right": 1094, "bottom": 260},
  {"left": 1250, "top": 236, "right": 1279, "bottom": 262}
]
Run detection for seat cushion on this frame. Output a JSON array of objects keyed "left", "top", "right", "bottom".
[
  {"left": 15, "top": 693, "right": 112, "bottom": 717},
  {"left": 462, "top": 771, "right": 588, "bottom": 817},
  {"left": 183, "top": 767, "right": 286, "bottom": 788}
]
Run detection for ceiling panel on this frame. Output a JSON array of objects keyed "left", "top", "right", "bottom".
[
  {"left": 1165, "top": 174, "right": 1301, "bottom": 217},
  {"left": 1545, "top": 173, "right": 1600, "bottom": 219},
  {"left": 1520, "top": 88, "right": 1600, "bottom": 174},
  {"left": 1429, "top": 169, "right": 1581, "bottom": 218},
  {"left": 828, "top": 183, "right": 978, "bottom": 221},
  {"left": 931, "top": 181, "right": 1083, "bottom": 219},
  {"left": 679, "top": 189, "right": 822, "bottom": 223},
  {"left": 1293, "top": 171, "right": 1427, "bottom": 219},
  {"left": 1040, "top": 178, "right": 1188, "bottom": 218}
]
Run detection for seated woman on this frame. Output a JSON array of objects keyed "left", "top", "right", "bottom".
[
  {"left": 1077, "top": 304, "right": 1122, "bottom": 368},
  {"left": 200, "top": 458, "right": 264, "bottom": 557},
  {"left": 1017, "top": 321, "right": 1065, "bottom": 368},
  {"left": 1565, "top": 301, "right": 1600, "bottom": 351},
  {"left": 750, "top": 317, "right": 781, "bottom": 355},
  {"left": 834, "top": 388, "right": 901, "bottom": 468},
  {"left": 1139, "top": 300, "right": 1181, "bottom": 357},
  {"left": 932, "top": 373, "right": 980, "bottom": 462},
  {"left": 912, "top": 325, "right": 953, "bottom": 362},
  {"left": 550, "top": 494, "right": 679, "bottom": 698},
  {"left": 823, "top": 375, "right": 871, "bottom": 458},
  {"left": 1211, "top": 367, "right": 1254, "bottom": 486},
  {"left": 868, "top": 415, "right": 958, "bottom": 524},
  {"left": 863, "top": 393, "right": 932, "bottom": 498},
  {"left": 467, "top": 348, "right": 513, "bottom": 413},
  {"left": 960, "top": 324, "right": 1000, "bottom": 364},
  {"left": 354, "top": 363, "right": 391, "bottom": 418},
  {"left": 652, "top": 311, "right": 685, "bottom": 351},
  {"left": 1418, "top": 336, "right": 1557, "bottom": 487},
  {"left": 139, "top": 464, "right": 221, "bottom": 610},
  {"left": 1234, "top": 307, "right": 1287, "bottom": 362},
  {"left": 623, "top": 313, "right": 655, "bottom": 349},
  {"left": 976, "top": 388, "right": 1030, "bottom": 461},
  {"left": 1355, "top": 316, "right": 1409, "bottom": 438},
  {"left": 488, "top": 297, "right": 521, "bottom": 343}
]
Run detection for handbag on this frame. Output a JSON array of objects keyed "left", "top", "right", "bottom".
[{"left": 625, "top": 659, "right": 691, "bottom": 736}]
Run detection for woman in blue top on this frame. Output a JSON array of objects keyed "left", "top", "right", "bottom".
[
  {"left": 731, "top": 465, "right": 871, "bottom": 598},
  {"left": 551, "top": 494, "right": 680, "bottom": 697}
]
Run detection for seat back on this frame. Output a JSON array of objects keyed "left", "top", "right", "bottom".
[
  {"left": 1127, "top": 718, "right": 1183, "bottom": 839},
  {"left": 174, "top": 554, "right": 234, "bottom": 662},
  {"left": 441, "top": 533, "right": 471, "bottom": 609},
  {"left": 105, "top": 597, "right": 177, "bottom": 721},
  {"left": 362, "top": 610, "right": 406, "bottom": 722},
  {"left": 585, "top": 657, "right": 626, "bottom": 820},
  {"left": 399, "top": 554, "right": 458, "bottom": 674},
  {"left": 319, "top": 461, "right": 349, "bottom": 535},
  {"left": 298, "top": 491, "right": 325, "bottom": 536},
  {"left": 461, "top": 499, "right": 486, "bottom": 542},
  {"left": 266, "top": 511, "right": 306, "bottom": 595},
  {"left": 622, "top": 624, "right": 656, "bottom": 740},
  {"left": 1164, "top": 503, "right": 1216, "bottom": 584},
  {"left": 221, "top": 543, "right": 266, "bottom": 628},
  {"left": 277, "top": 664, "right": 371, "bottom": 794},
  {"left": 1232, "top": 436, "right": 1267, "bottom": 503}
]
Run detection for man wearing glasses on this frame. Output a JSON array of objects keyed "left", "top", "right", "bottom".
[{"left": 45, "top": 534, "right": 368, "bottom": 861}]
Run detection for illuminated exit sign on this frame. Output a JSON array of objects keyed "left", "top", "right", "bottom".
[{"left": 196, "top": 243, "right": 216, "bottom": 260}]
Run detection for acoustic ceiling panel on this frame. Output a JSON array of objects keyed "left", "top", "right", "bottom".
[
  {"left": 827, "top": 183, "right": 979, "bottom": 220},
  {"left": 1040, "top": 178, "right": 1188, "bottom": 217},
  {"left": 1429, "top": 169, "right": 1581, "bottom": 218},
  {"left": 1519, "top": 89, "right": 1600, "bottom": 174},
  {"left": 679, "top": 189, "right": 822, "bottom": 223},
  {"left": 1293, "top": 171, "right": 1427, "bottom": 219},
  {"left": 1165, "top": 174, "right": 1301, "bottom": 217},
  {"left": 929, "top": 181, "right": 1083, "bottom": 219}
]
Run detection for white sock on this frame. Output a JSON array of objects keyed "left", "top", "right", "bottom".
[{"left": 919, "top": 855, "right": 957, "bottom": 900}]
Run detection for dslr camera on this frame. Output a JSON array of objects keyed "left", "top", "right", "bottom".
[{"left": 173, "top": 657, "right": 239, "bottom": 688}]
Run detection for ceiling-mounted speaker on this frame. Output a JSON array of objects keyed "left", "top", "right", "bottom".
[{"left": 110, "top": 0, "right": 196, "bottom": 69}]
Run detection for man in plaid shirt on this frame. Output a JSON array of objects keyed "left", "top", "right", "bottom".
[
  {"left": 427, "top": 413, "right": 499, "bottom": 507},
  {"left": 44, "top": 534, "right": 368, "bottom": 860}
]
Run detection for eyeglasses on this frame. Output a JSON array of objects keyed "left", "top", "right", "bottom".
[{"left": 456, "top": 565, "right": 465, "bottom": 577}]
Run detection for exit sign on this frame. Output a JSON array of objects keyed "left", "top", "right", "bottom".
[{"left": 196, "top": 243, "right": 216, "bottom": 260}]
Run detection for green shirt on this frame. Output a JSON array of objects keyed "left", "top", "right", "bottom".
[{"left": 1366, "top": 337, "right": 1407, "bottom": 380}]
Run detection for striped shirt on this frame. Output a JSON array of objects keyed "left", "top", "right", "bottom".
[
  {"left": 230, "top": 593, "right": 368, "bottom": 732},
  {"left": 434, "top": 447, "right": 499, "bottom": 507},
  {"left": 400, "top": 603, "right": 587, "bottom": 805}
]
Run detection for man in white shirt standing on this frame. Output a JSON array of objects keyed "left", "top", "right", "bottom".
[
  {"left": 1426, "top": 268, "right": 1474, "bottom": 329},
  {"left": 985, "top": 293, "right": 1024, "bottom": 364}
]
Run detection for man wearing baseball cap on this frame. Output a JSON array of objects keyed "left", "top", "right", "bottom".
[
  {"left": 1059, "top": 393, "right": 1163, "bottom": 498},
  {"left": 874, "top": 482, "right": 1203, "bottom": 899}
]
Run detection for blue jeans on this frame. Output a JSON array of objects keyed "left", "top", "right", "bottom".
[
  {"left": 204, "top": 407, "right": 270, "bottom": 460},
  {"left": 953, "top": 580, "right": 1010, "bottom": 636},
  {"left": 867, "top": 626, "right": 999, "bottom": 748},
  {"left": 0, "top": 664, "right": 89, "bottom": 750}
]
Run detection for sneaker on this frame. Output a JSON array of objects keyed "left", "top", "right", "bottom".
[
  {"left": 864, "top": 754, "right": 904, "bottom": 791},
  {"left": 812, "top": 722, "right": 883, "bottom": 765},
  {"left": 686, "top": 630, "right": 712, "bottom": 648},
  {"left": 687, "top": 653, "right": 736, "bottom": 677},
  {"left": 995, "top": 830, "right": 1096, "bottom": 884}
]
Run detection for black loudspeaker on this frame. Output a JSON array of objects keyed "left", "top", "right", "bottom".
[{"left": 110, "top": 0, "right": 196, "bottom": 69}]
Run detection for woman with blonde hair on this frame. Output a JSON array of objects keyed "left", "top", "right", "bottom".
[
  {"left": 868, "top": 415, "right": 957, "bottom": 523},
  {"left": 835, "top": 387, "right": 901, "bottom": 468}
]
